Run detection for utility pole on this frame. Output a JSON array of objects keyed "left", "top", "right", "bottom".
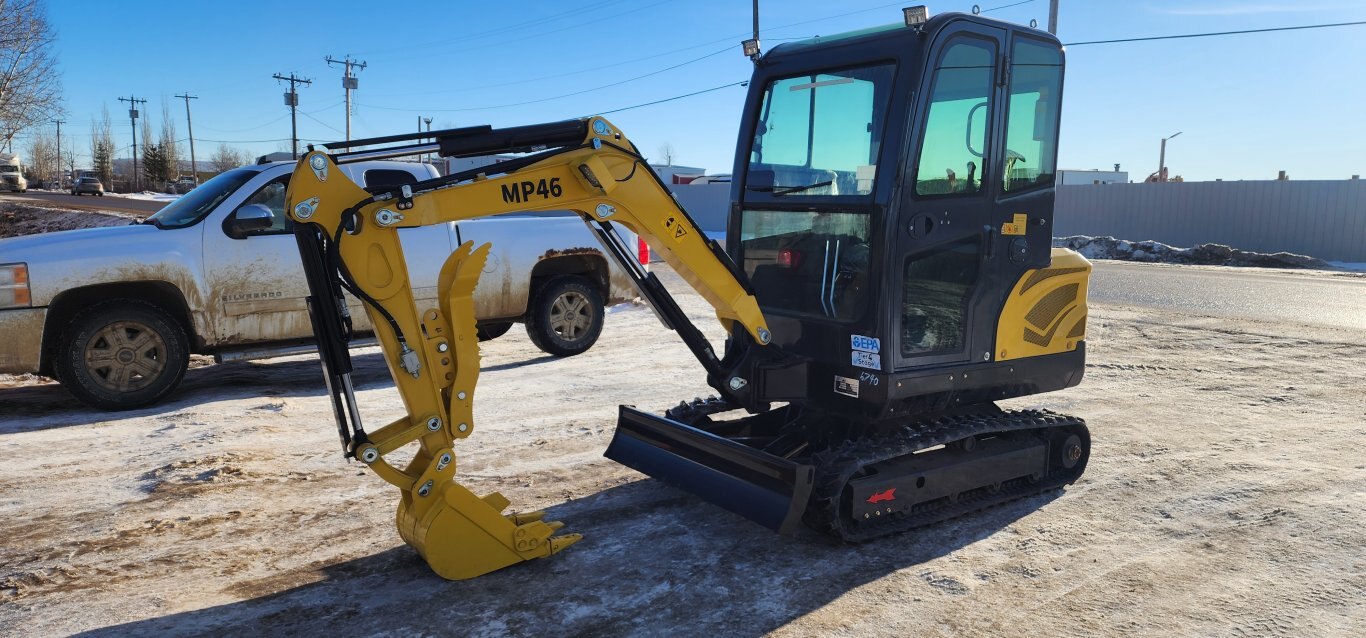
[
  {"left": 1158, "top": 131, "right": 1181, "bottom": 183},
  {"left": 325, "top": 55, "right": 367, "bottom": 145},
  {"left": 118, "top": 95, "right": 147, "bottom": 191},
  {"left": 1048, "top": 0, "right": 1059, "bottom": 34},
  {"left": 175, "top": 93, "right": 199, "bottom": 184},
  {"left": 53, "top": 119, "right": 64, "bottom": 188},
  {"left": 273, "top": 73, "right": 312, "bottom": 159}
]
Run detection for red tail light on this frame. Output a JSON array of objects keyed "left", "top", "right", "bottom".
[
  {"left": 638, "top": 237, "right": 650, "bottom": 266},
  {"left": 777, "top": 248, "right": 802, "bottom": 269}
]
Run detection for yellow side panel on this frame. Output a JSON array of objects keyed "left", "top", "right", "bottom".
[{"left": 995, "top": 248, "right": 1091, "bottom": 362}]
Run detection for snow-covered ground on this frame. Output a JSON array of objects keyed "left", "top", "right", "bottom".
[
  {"left": 1, "top": 265, "right": 1362, "bottom": 636},
  {"left": 106, "top": 191, "right": 181, "bottom": 202}
]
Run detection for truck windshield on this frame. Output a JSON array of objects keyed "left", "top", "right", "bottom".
[
  {"left": 145, "top": 168, "right": 257, "bottom": 228},
  {"left": 0, "top": 166, "right": 17, "bottom": 173}
]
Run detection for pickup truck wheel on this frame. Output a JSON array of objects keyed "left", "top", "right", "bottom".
[
  {"left": 525, "top": 276, "right": 603, "bottom": 357},
  {"left": 476, "top": 322, "right": 513, "bottom": 342},
  {"left": 54, "top": 300, "right": 190, "bottom": 410}
]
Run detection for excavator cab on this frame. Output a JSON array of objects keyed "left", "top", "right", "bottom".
[
  {"left": 608, "top": 12, "right": 1089, "bottom": 535},
  {"left": 732, "top": 13, "right": 1078, "bottom": 409},
  {"left": 283, "top": 9, "right": 1090, "bottom": 581}
]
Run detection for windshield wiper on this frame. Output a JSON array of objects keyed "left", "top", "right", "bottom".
[{"left": 746, "top": 180, "right": 834, "bottom": 196}]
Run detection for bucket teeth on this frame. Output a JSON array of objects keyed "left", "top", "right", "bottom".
[
  {"left": 508, "top": 510, "right": 547, "bottom": 525},
  {"left": 398, "top": 481, "right": 580, "bottom": 580},
  {"left": 549, "top": 533, "right": 583, "bottom": 553}
]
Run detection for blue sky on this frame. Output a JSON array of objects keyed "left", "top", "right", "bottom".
[{"left": 29, "top": 0, "right": 1366, "bottom": 181}]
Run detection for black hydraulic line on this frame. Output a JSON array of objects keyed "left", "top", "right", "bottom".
[
  {"left": 319, "top": 124, "right": 493, "bottom": 150},
  {"left": 365, "top": 142, "right": 592, "bottom": 198},
  {"left": 294, "top": 222, "right": 367, "bottom": 456},
  {"left": 326, "top": 119, "right": 589, "bottom": 164},
  {"left": 436, "top": 119, "right": 587, "bottom": 158},
  {"left": 327, "top": 205, "right": 410, "bottom": 349}
]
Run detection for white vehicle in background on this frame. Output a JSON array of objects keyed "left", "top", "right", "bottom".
[
  {"left": 0, "top": 153, "right": 27, "bottom": 193},
  {"left": 0, "top": 159, "right": 645, "bottom": 409}
]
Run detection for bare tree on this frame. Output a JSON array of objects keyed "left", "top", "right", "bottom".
[
  {"left": 23, "top": 127, "right": 54, "bottom": 182},
  {"left": 89, "top": 105, "right": 114, "bottom": 186},
  {"left": 210, "top": 143, "right": 247, "bottom": 172},
  {"left": 61, "top": 131, "right": 74, "bottom": 179},
  {"left": 158, "top": 96, "right": 180, "bottom": 178},
  {"left": 0, "top": 0, "right": 63, "bottom": 149},
  {"left": 657, "top": 142, "right": 675, "bottom": 167}
]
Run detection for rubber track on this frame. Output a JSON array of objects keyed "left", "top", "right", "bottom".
[{"left": 804, "top": 407, "right": 1089, "bottom": 543}]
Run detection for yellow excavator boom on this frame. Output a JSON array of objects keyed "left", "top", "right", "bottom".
[{"left": 286, "top": 117, "right": 768, "bottom": 579}]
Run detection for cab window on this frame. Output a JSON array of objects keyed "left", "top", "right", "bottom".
[
  {"left": 746, "top": 63, "right": 895, "bottom": 198},
  {"left": 915, "top": 38, "right": 996, "bottom": 197},
  {"left": 1002, "top": 38, "right": 1063, "bottom": 192}
]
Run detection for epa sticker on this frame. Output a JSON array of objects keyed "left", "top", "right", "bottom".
[
  {"left": 851, "top": 335, "right": 880, "bottom": 353},
  {"left": 852, "top": 350, "right": 880, "bottom": 370}
]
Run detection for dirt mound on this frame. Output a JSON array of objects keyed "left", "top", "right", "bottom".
[{"left": 0, "top": 202, "right": 139, "bottom": 238}]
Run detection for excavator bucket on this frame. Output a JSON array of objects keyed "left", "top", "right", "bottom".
[{"left": 606, "top": 406, "right": 814, "bottom": 533}]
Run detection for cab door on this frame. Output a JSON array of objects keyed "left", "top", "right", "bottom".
[{"left": 893, "top": 23, "right": 1006, "bottom": 370}]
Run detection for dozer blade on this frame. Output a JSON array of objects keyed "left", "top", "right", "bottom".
[{"left": 606, "top": 406, "right": 814, "bottom": 533}]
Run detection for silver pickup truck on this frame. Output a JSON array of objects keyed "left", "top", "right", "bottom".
[{"left": 0, "top": 160, "right": 642, "bottom": 409}]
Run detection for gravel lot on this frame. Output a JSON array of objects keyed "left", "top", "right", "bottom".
[{"left": 1, "top": 265, "right": 1362, "bottom": 637}]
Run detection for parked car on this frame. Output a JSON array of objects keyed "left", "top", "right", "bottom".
[
  {"left": 0, "top": 160, "right": 645, "bottom": 409},
  {"left": 171, "top": 176, "right": 197, "bottom": 194},
  {"left": 70, "top": 177, "right": 104, "bottom": 196}
]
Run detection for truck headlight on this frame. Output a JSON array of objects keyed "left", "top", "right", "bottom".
[{"left": 0, "top": 263, "right": 31, "bottom": 308}]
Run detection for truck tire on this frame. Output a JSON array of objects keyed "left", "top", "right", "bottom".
[
  {"left": 53, "top": 300, "right": 190, "bottom": 410},
  {"left": 524, "top": 276, "right": 603, "bottom": 357},
  {"left": 476, "top": 322, "right": 513, "bottom": 342}
]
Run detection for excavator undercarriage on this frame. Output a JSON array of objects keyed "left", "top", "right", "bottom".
[{"left": 286, "top": 10, "right": 1092, "bottom": 580}]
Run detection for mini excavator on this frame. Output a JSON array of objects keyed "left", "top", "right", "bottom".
[{"left": 286, "top": 10, "right": 1091, "bottom": 580}]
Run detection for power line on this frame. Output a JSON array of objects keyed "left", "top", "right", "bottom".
[
  {"left": 359, "top": 46, "right": 732, "bottom": 113},
  {"left": 380, "top": 0, "right": 673, "bottom": 61},
  {"left": 351, "top": 0, "right": 637, "bottom": 58},
  {"left": 194, "top": 136, "right": 291, "bottom": 144},
  {"left": 591, "top": 80, "right": 749, "bottom": 117},
  {"left": 1065, "top": 20, "right": 1366, "bottom": 46},
  {"left": 979, "top": 0, "right": 1037, "bottom": 12},
  {"left": 300, "top": 109, "right": 345, "bottom": 135}
]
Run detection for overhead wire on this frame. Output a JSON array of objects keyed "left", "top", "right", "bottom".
[
  {"left": 359, "top": 46, "right": 733, "bottom": 113},
  {"left": 1065, "top": 20, "right": 1366, "bottom": 46},
  {"left": 590, "top": 80, "right": 749, "bottom": 117},
  {"left": 979, "top": 0, "right": 1037, "bottom": 12}
]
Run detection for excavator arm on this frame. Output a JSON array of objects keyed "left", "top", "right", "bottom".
[{"left": 285, "top": 117, "right": 771, "bottom": 580}]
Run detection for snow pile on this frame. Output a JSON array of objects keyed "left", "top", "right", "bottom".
[
  {"left": 1053, "top": 235, "right": 1336, "bottom": 270},
  {"left": 108, "top": 191, "right": 180, "bottom": 202}
]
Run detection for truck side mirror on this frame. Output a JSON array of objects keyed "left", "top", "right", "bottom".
[{"left": 226, "top": 204, "right": 276, "bottom": 238}]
